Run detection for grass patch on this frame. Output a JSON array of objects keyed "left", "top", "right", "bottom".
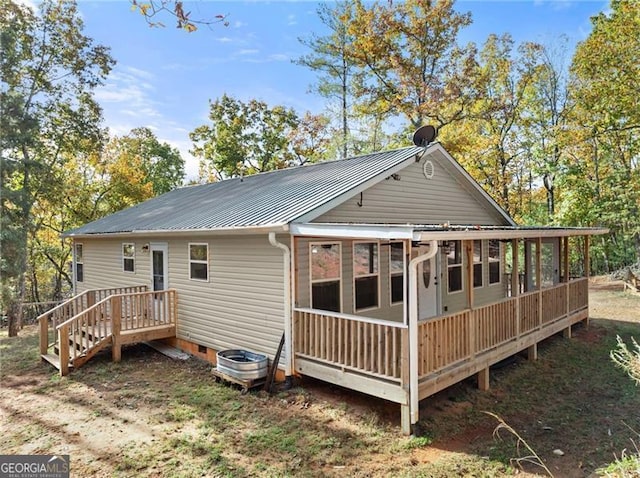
[{"left": 3, "top": 289, "right": 640, "bottom": 477}]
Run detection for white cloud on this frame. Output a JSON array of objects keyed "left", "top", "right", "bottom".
[
  {"left": 269, "top": 53, "right": 290, "bottom": 62},
  {"left": 95, "top": 67, "right": 161, "bottom": 122},
  {"left": 233, "top": 21, "right": 247, "bottom": 28},
  {"left": 287, "top": 14, "right": 297, "bottom": 26},
  {"left": 217, "top": 36, "right": 233, "bottom": 43},
  {"left": 237, "top": 49, "right": 259, "bottom": 55}
]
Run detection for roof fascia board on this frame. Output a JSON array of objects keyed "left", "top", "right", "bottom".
[
  {"left": 290, "top": 223, "right": 416, "bottom": 240},
  {"left": 63, "top": 223, "right": 290, "bottom": 239},
  {"left": 416, "top": 228, "right": 609, "bottom": 241},
  {"left": 432, "top": 144, "right": 516, "bottom": 227},
  {"left": 292, "top": 148, "right": 424, "bottom": 225}
]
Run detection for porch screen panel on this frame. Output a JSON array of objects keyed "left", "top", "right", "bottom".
[
  {"left": 473, "top": 240, "right": 483, "bottom": 288},
  {"left": 354, "top": 242, "right": 379, "bottom": 310},
  {"left": 390, "top": 242, "right": 404, "bottom": 304},
  {"left": 447, "top": 241, "right": 462, "bottom": 293},
  {"left": 310, "top": 243, "right": 341, "bottom": 312},
  {"left": 489, "top": 240, "right": 501, "bottom": 285}
]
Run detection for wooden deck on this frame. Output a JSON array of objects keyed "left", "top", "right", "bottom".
[
  {"left": 293, "top": 278, "right": 589, "bottom": 426},
  {"left": 39, "top": 286, "right": 177, "bottom": 375}
]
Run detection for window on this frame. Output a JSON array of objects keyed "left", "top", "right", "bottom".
[
  {"left": 390, "top": 242, "right": 404, "bottom": 304},
  {"left": 75, "top": 243, "right": 84, "bottom": 283},
  {"left": 447, "top": 240, "right": 462, "bottom": 293},
  {"left": 310, "top": 243, "right": 341, "bottom": 312},
  {"left": 189, "top": 243, "right": 208, "bottom": 281},
  {"left": 473, "top": 240, "right": 483, "bottom": 288},
  {"left": 489, "top": 240, "right": 501, "bottom": 285},
  {"left": 123, "top": 243, "right": 135, "bottom": 273},
  {"left": 354, "top": 242, "right": 379, "bottom": 310}
]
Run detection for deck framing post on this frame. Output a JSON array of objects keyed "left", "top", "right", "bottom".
[
  {"left": 527, "top": 343, "right": 538, "bottom": 361},
  {"left": 39, "top": 317, "right": 48, "bottom": 355},
  {"left": 59, "top": 324, "right": 69, "bottom": 376},
  {"left": 478, "top": 367, "right": 490, "bottom": 391},
  {"left": 111, "top": 295, "right": 122, "bottom": 363}
]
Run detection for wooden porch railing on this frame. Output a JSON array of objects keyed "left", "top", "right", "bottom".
[
  {"left": 417, "top": 278, "right": 588, "bottom": 378},
  {"left": 38, "top": 285, "right": 148, "bottom": 357},
  {"left": 293, "top": 278, "right": 588, "bottom": 388},
  {"left": 53, "top": 289, "right": 176, "bottom": 375},
  {"left": 294, "top": 308, "right": 406, "bottom": 380}
]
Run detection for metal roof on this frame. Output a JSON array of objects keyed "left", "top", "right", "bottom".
[{"left": 65, "top": 146, "right": 427, "bottom": 236}]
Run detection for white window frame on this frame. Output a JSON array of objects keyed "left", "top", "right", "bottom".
[
  {"left": 473, "top": 240, "right": 483, "bottom": 289},
  {"left": 122, "top": 242, "right": 135, "bottom": 273},
  {"left": 74, "top": 243, "right": 84, "bottom": 283},
  {"left": 389, "top": 241, "right": 405, "bottom": 305},
  {"left": 189, "top": 242, "right": 209, "bottom": 282},
  {"left": 488, "top": 239, "right": 502, "bottom": 286},
  {"left": 447, "top": 240, "right": 464, "bottom": 295},
  {"left": 309, "top": 242, "right": 342, "bottom": 313},
  {"left": 353, "top": 240, "right": 380, "bottom": 312}
]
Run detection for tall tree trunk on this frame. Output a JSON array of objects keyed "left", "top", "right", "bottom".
[{"left": 341, "top": 55, "right": 348, "bottom": 159}]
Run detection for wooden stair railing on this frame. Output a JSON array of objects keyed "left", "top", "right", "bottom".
[{"left": 38, "top": 285, "right": 148, "bottom": 374}]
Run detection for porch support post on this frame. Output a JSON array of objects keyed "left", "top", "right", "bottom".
[
  {"left": 465, "top": 241, "right": 474, "bottom": 309},
  {"left": 563, "top": 237, "right": 570, "bottom": 283},
  {"left": 583, "top": 235, "right": 591, "bottom": 327},
  {"left": 536, "top": 238, "right": 542, "bottom": 328},
  {"left": 527, "top": 343, "right": 538, "bottom": 361},
  {"left": 584, "top": 235, "right": 590, "bottom": 278},
  {"left": 400, "top": 327, "right": 410, "bottom": 435},
  {"left": 511, "top": 239, "right": 520, "bottom": 298},
  {"left": 408, "top": 240, "right": 438, "bottom": 431}
]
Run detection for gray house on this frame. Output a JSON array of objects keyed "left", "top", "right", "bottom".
[{"left": 39, "top": 142, "right": 606, "bottom": 433}]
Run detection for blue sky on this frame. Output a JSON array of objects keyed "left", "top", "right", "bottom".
[{"left": 68, "top": 0, "right": 608, "bottom": 180}]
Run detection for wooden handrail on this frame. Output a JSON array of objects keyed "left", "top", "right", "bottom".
[
  {"left": 38, "top": 285, "right": 147, "bottom": 356},
  {"left": 36, "top": 285, "right": 147, "bottom": 322}
]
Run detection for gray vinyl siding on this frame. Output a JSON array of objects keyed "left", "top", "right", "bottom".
[
  {"left": 171, "top": 235, "right": 285, "bottom": 360},
  {"left": 313, "top": 149, "right": 508, "bottom": 225},
  {"left": 74, "top": 235, "right": 286, "bottom": 362},
  {"left": 75, "top": 238, "right": 149, "bottom": 293},
  {"left": 295, "top": 237, "right": 403, "bottom": 322}
]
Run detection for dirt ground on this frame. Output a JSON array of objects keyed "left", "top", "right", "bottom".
[{"left": 1, "top": 276, "right": 639, "bottom": 477}]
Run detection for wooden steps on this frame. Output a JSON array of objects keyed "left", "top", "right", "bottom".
[{"left": 40, "top": 288, "right": 177, "bottom": 375}]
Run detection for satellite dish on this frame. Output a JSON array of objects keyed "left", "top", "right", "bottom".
[{"left": 412, "top": 125, "right": 438, "bottom": 147}]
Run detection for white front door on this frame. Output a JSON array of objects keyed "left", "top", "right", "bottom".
[
  {"left": 418, "top": 247, "right": 439, "bottom": 319},
  {"left": 150, "top": 242, "right": 169, "bottom": 291}
]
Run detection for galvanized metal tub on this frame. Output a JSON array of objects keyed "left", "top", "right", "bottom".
[{"left": 216, "top": 349, "right": 268, "bottom": 380}]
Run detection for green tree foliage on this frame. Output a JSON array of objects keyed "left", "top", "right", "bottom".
[
  {"left": 342, "top": 0, "right": 477, "bottom": 130},
  {"left": 110, "top": 127, "right": 184, "bottom": 197},
  {"left": 190, "top": 94, "right": 330, "bottom": 180},
  {"left": 440, "top": 35, "right": 542, "bottom": 219},
  {"left": 28, "top": 128, "right": 184, "bottom": 304},
  {"left": 296, "top": 2, "right": 356, "bottom": 159},
  {"left": 0, "top": 0, "right": 114, "bottom": 334},
  {"left": 563, "top": 0, "right": 640, "bottom": 268}
]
